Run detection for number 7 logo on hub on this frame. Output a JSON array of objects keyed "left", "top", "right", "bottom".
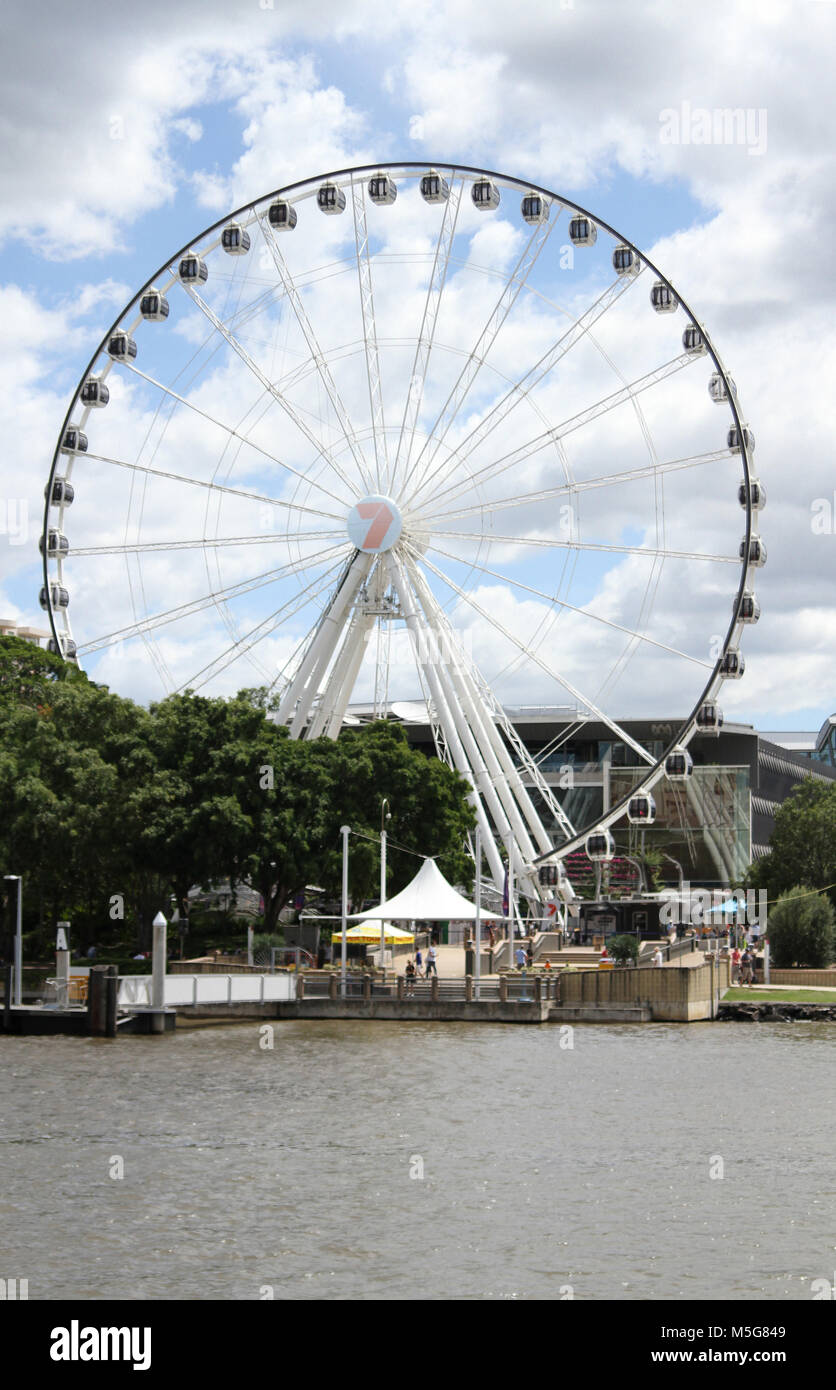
[{"left": 347, "top": 495, "right": 403, "bottom": 552}]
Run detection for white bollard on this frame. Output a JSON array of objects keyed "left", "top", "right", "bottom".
[
  {"left": 55, "top": 948, "right": 70, "bottom": 1010},
  {"left": 151, "top": 911, "right": 167, "bottom": 1031}
]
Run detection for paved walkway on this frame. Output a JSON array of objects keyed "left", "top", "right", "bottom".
[{"left": 732, "top": 982, "right": 836, "bottom": 993}]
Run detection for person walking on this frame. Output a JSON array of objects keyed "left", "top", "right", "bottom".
[
  {"left": 731, "top": 946, "right": 741, "bottom": 984},
  {"left": 425, "top": 944, "right": 438, "bottom": 978},
  {"left": 405, "top": 959, "right": 416, "bottom": 997},
  {"left": 415, "top": 946, "right": 423, "bottom": 978},
  {"left": 740, "top": 947, "right": 753, "bottom": 987},
  {"left": 652, "top": 945, "right": 664, "bottom": 968},
  {"left": 515, "top": 943, "right": 527, "bottom": 970}
]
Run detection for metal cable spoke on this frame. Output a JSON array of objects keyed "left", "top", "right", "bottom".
[
  {"left": 402, "top": 211, "right": 559, "bottom": 507},
  {"left": 180, "top": 281, "right": 363, "bottom": 500},
  {"left": 418, "top": 449, "right": 729, "bottom": 527},
  {"left": 256, "top": 209, "right": 377, "bottom": 494},
  {"left": 425, "top": 538, "right": 714, "bottom": 668},
  {"left": 72, "top": 528, "right": 344, "bottom": 557},
  {"left": 406, "top": 539, "right": 655, "bottom": 766},
  {"left": 177, "top": 556, "right": 349, "bottom": 695},
  {"left": 390, "top": 176, "right": 464, "bottom": 498},
  {"left": 80, "top": 450, "right": 346, "bottom": 526},
  {"left": 417, "top": 352, "right": 695, "bottom": 518},
  {"left": 77, "top": 541, "right": 350, "bottom": 654},
  {"left": 350, "top": 177, "right": 390, "bottom": 492},
  {"left": 406, "top": 268, "right": 638, "bottom": 514},
  {"left": 429, "top": 528, "right": 738, "bottom": 565},
  {"left": 121, "top": 363, "right": 352, "bottom": 511}
]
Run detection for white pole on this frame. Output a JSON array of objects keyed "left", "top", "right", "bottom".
[
  {"left": 508, "top": 856, "right": 515, "bottom": 956},
  {"left": 4, "top": 876, "right": 22, "bottom": 1007},
  {"left": 380, "top": 799, "right": 389, "bottom": 972},
  {"left": 247, "top": 923, "right": 254, "bottom": 967},
  {"left": 152, "top": 911, "right": 167, "bottom": 1012},
  {"left": 14, "top": 876, "right": 22, "bottom": 1008},
  {"left": 474, "top": 825, "right": 481, "bottom": 1001},
  {"left": 340, "top": 824, "right": 350, "bottom": 999}
]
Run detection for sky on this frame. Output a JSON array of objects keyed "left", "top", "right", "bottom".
[{"left": 1, "top": 0, "right": 835, "bottom": 735}]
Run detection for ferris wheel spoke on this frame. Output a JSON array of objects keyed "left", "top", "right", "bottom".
[
  {"left": 390, "top": 176, "right": 464, "bottom": 498},
  {"left": 425, "top": 538, "right": 713, "bottom": 668},
  {"left": 122, "top": 363, "right": 352, "bottom": 512},
  {"left": 77, "top": 542, "right": 350, "bottom": 655},
  {"left": 429, "top": 528, "right": 737, "bottom": 565},
  {"left": 406, "top": 268, "right": 639, "bottom": 513},
  {"left": 350, "top": 178, "right": 390, "bottom": 492},
  {"left": 417, "top": 351, "right": 695, "bottom": 518},
  {"left": 407, "top": 540, "right": 655, "bottom": 766},
  {"left": 70, "top": 528, "right": 345, "bottom": 557},
  {"left": 175, "top": 556, "right": 349, "bottom": 695},
  {"left": 80, "top": 450, "right": 346, "bottom": 527},
  {"left": 420, "top": 449, "right": 730, "bottom": 527},
  {"left": 402, "top": 212, "right": 559, "bottom": 507},
  {"left": 178, "top": 282, "right": 363, "bottom": 500},
  {"left": 256, "top": 211, "right": 377, "bottom": 495}
]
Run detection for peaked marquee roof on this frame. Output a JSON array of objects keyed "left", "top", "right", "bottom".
[{"left": 351, "top": 856, "right": 501, "bottom": 922}]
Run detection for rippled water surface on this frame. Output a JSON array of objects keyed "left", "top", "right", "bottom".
[{"left": 2, "top": 1020, "right": 834, "bottom": 1300}]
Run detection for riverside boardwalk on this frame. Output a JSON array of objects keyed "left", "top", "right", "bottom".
[{"left": 5, "top": 941, "right": 835, "bottom": 1035}]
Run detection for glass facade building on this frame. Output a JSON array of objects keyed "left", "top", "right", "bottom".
[{"left": 346, "top": 705, "right": 836, "bottom": 892}]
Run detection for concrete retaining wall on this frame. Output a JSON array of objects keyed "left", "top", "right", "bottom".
[
  {"left": 767, "top": 968, "right": 836, "bottom": 987},
  {"left": 557, "top": 961, "right": 722, "bottom": 1021},
  {"left": 272, "top": 999, "right": 551, "bottom": 1023}
]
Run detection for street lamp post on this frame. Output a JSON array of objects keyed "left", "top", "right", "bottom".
[
  {"left": 340, "top": 825, "right": 350, "bottom": 999},
  {"left": 380, "top": 799, "right": 390, "bottom": 973},
  {"left": 474, "top": 826, "right": 481, "bottom": 1001},
  {"left": 3, "top": 875, "right": 22, "bottom": 1007}
]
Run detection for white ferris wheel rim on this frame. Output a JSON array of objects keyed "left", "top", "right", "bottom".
[{"left": 40, "top": 160, "right": 759, "bottom": 878}]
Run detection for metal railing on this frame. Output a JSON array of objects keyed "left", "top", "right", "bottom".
[
  {"left": 299, "top": 973, "right": 555, "bottom": 1003},
  {"left": 117, "top": 973, "right": 297, "bottom": 1008}
]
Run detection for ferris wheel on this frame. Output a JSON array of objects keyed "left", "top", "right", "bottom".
[{"left": 40, "top": 161, "right": 762, "bottom": 909}]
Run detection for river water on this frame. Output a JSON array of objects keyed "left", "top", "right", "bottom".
[{"left": 1, "top": 1020, "right": 833, "bottom": 1301}]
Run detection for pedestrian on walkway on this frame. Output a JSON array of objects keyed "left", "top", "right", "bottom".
[
  {"left": 731, "top": 947, "right": 741, "bottom": 984},
  {"left": 741, "top": 948, "right": 753, "bottom": 986},
  {"left": 405, "top": 959, "right": 416, "bottom": 996},
  {"left": 425, "top": 944, "right": 438, "bottom": 977},
  {"left": 652, "top": 946, "right": 664, "bottom": 967},
  {"left": 515, "top": 944, "right": 527, "bottom": 969}
]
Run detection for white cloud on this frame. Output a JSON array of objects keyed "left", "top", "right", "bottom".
[{"left": 2, "top": 0, "right": 835, "bottom": 732}]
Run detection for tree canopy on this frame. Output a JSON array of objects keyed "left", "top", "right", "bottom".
[
  {"left": 747, "top": 777, "right": 836, "bottom": 908},
  {"left": 764, "top": 887, "right": 835, "bottom": 969},
  {"left": 0, "top": 638, "right": 475, "bottom": 948}
]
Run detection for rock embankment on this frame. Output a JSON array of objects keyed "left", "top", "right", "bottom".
[{"left": 719, "top": 1001, "right": 836, "bottom": 1021}]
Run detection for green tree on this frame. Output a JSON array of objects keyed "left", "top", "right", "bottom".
[
  {"left": 747, "top": 778, "right": 836, "bottom": 908},
  {"left": 0, "top": 634, "right": 88, "bottom": 709},
  {"left": 608, "top": 934, "right": 640, "bottom": 965},
  {"left": 310, "top": 722, "right": 476, "bottom": 904},
  {"left": 765, "top": 887, "right": 835, "bottom": 968}
]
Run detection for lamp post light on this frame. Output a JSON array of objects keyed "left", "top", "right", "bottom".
[
  {"left": 474, "top": 826, "right": 481, "bottom": 1002},
  {"left": 380, "top": 799, "right": 391, "bottom": 973},
  {"left": 3, "top": 875, "right": 22, "bottom": 1007},
  {"left": 340, "top": 825, "right": 350, "bottom": 999}
]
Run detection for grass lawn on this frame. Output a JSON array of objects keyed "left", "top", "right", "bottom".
[{"left": 723, "top": 987, "right": 836, "bottom": 1003}]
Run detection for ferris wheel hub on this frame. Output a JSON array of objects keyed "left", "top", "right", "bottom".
[{"left": 346, "top": 495, "right": 403, "bottom": 552}]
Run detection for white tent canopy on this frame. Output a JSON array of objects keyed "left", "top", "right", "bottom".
[{"left": 351, "top": 857, "right": 502, "bottom": 922}]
